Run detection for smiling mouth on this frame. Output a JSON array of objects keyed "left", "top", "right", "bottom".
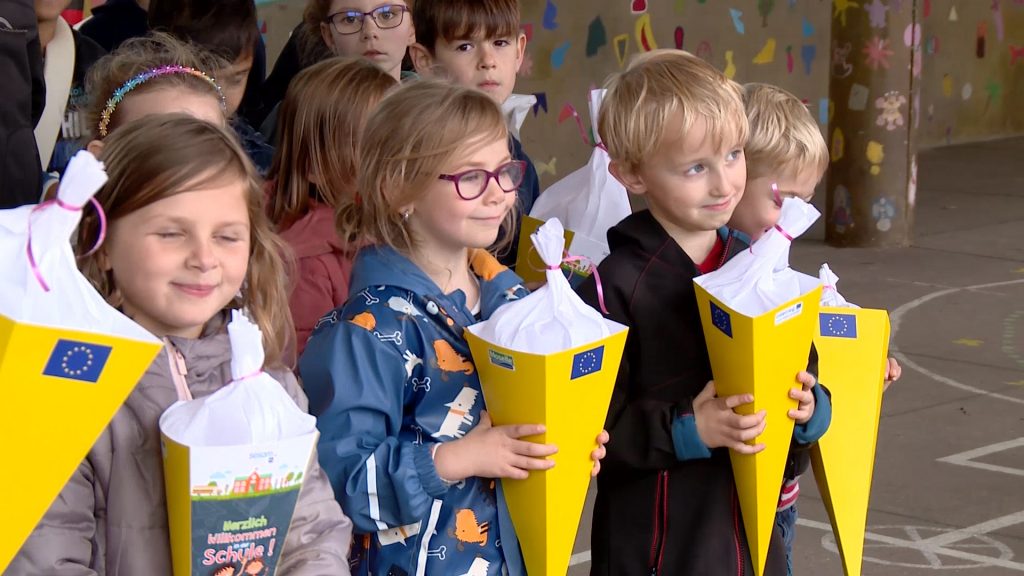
[
  {"left": 705, "top": 197, "right": 734, "bottom": 211},
  {"left": 173, "top": 283, "right": 217, "bottom": 297}
]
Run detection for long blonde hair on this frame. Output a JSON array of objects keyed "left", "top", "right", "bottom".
[
  {"left": 78, "top": 114, "right": 294, "bottom": 368},
  {"left": 336, "top": 79, "right": 512, "bottom": 256},
  {"left": 267, "top": 57, "right": 397, "bottom": 229}
]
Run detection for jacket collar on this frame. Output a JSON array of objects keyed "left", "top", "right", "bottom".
[{"left": 607, "top": 209, "right": 749, "bottom": 270}]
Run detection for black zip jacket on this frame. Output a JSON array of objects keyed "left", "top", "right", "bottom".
[{"left": 578, "top": 210, "right": 797, "bottom": 576}]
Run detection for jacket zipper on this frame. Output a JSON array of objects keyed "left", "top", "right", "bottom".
[
  {"left": 733, "top": 489, "right": 745, "bottom": 576},
  {"left": 648, "top": 470, "right": 669, "bottom": 575},
  {"left": 165, "top": 339, "right": 193, "bottom": 402}
]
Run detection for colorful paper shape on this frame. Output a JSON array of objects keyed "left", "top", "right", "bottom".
[
  {"left": 586, "top": 16, "right": 607, "bottom": 57},
  {"left": 1, "top": 318, "right": 160, "bottom": 571},
  {"left": 614, "top": 33, "right": 630, "bottom": 67},
  {"left": 543, "top": 0, "right": 558, "bottom": 30},
  {"left": 693, "top": 282, "right": 822, "bottom": 576},
  {"left": 753, "top": 38, "right": 777, "bottom": 64},
  {"left": 811, "top": 307, "right": 890, "bottom": 576},
  {"left": 465, "top": 322, "right": 628, "bottom": 576},
  {"left": 635, "top": 13, "right": 657, "bottom": 52},
  {"left": 162, "top": 429, "right": 319, "bottom": 575}
]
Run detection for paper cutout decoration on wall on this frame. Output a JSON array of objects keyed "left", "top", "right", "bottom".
[
  {"left": 522, "top": 23, "right": 534, "bottom": 42},
  {"left": 631, "top": 0, "right": 647, "bottom": 14},
  {"left": 536, "top": 157, "right": 557, "bottom": 177},
  {"left": 833, "top": 0, "right": 857, "bottom": 27},
  {"left": 942, "top": 74, "right": 953, "bottom": 97},
  {"left": 849, "top": 84, "right": 869, "bottom": 111},
  {"left": 801, "top": 44, "right": 816, "bottom": 75},
  {"left": 1010, "top": 45, "right": 1024, "bottom": 66},
  {"left": 949, "top": 5, "right": 958, "bottom": 21},
  {"left": 725, "top": 50, "right": 737, "bottom": 79},
  {"left": 802, "top": 17, "right": 814, "bottom": 38},
  {"left": 586, "top": 16, "right": 607, "bottom": 57},
  {"left": 696, "top": 40, "right": 712, "bottom": 60},
  {"left": 866, "top": 0, "right": 888, "bottom": 28},
  {"left": 758, "top": 0, "right": 775, "bottom": 27},
  {"left": 730, "top": 8, "right": 745, "bottom": 34},
  {"left": 866, "top": 141, "right": 884, "bottom": 176},
  {"left": 753, "top": 38, "right": 777, "bottom": 64},
  {"left": 984, "top": 80, "right": 1002, "bottom": 104},
  {"left": 992, "top": 0, "right": 1004, "bottom": 42},
  {"left": 875, "top": 91, "right": 907, "bottom": 131},
  {"left": 675, "top": 26, "right": 685, "bottom": 50},
  {"left": 551, "top": 41, "right": 571, "bottom": 70},
  {"left": 543, "top": 0, "right": 558, "bottom": 30},
  {"left": 636, "top": 13, "right": 657, "bottom": 52},
  {"left": 786, "top": 45, "right": 794, "bottom": 73},
  {"left": 863, "top": 37, "right": 893, "bottom": 70},
  {"left": 819, "top": 98, "right": 830, "bottom": 126},
  {"left": 831, "top": 128, "right": 845, "bottom": 163},
  {"left": 532, "top": 92, "right": 549, "bottom": 116},
  {"left": 614, "top": 34, "right": 630, "bottom": 67},
  {"left": 962, "top": 82, "right": 973, "bottom": 100}
]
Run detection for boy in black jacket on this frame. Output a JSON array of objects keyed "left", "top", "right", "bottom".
[{"left": 577, "top": 49, "right": 832, "bottom": 576}]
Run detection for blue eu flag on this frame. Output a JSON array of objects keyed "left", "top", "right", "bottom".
[
  {"left": 571, "top": 346, "right": 605, "bottom": 380},
  {"left": 710, "top": 301, "right": 733, "bottom": 338},
  {"left": 820, "top": 313, "right": 858, "bottom": 338},
  {"left": 43, "top": 339, "right": 113, "bottom": 383}
]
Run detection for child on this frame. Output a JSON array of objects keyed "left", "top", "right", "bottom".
[
  {"left": 9, "top": 114, "right": 352, "bottom": 574},
  {"left": 259, "top": 0, "right": 415, "bottom": 143},
  {"left": 730, "top": 82, "right": 901, "bottom": 575},
  {"left": 298, "top": 80, "right": 607, "bottom": 576},
  {"left": 576, "top": 50, "right": 831, "bottom": 576},
  {"left": 148, "top": 0, "right": 274, "bottom": 173},
  {"left": 78, "top": 0, "right": 149, "bottom": 52},
  {"left": 311, "top": 0, "right": 415, "bottom": 82},
  {"left": 35, "top": 0, "right": 105, "bottom": 185},
  {"left": 84, "top": 32, "right": 228, "bottom": 143},
  {"left": 266, "top": 56, "right": 397, "bottom": 356},
  {"left": 409, "top": 0, "right": 540, "bottom": 267}
]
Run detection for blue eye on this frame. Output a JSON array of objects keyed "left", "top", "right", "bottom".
[
  {"left": 726, "top": 149, "right": 743, "bottom": 162},
  {"left": 684, "top": 164, "right": 706, "bottom": 176}
]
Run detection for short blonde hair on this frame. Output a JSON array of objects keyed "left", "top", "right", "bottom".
[
  {"left": 743, "top": 83, "right": 828, "bottom": 181},
  {"left": 598, "top": 49, "right": 748, "bottom": 170},
  {"left": 337, "top": 79, "right": 512, "bottom": 255}
]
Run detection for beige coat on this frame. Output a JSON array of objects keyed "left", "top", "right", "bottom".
[{"left": 7, "top": 314, "right": 352, "bottom": 575}]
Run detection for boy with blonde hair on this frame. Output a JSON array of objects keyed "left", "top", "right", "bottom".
[
  {"left": 578, "top": 51, "right": 831, "bottom": 576},
  {"left": 730, "top": 82, "right": 899, "bottom": 575}
]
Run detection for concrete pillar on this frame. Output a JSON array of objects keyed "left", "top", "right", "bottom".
[{"left": 825, "top": 0, "right": 920, "bottom": 247}]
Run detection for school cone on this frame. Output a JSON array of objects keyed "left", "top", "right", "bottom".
[
  {"left": 810, "top": 307, "right": 890, "bottom": 576},
  {"left": 693, "top": 283, "right": 822, "bottom": 576},
  {"left": 0, "top": 319, "right": 160, "bottom": 572},
  {"left": 465, "top": 322, "right": 627, "bottom": 576}
]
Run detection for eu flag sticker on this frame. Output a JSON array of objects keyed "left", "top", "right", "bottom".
[
  {"left": 710, "top": 301, "right": 733, "bottom": 338},
  {"left": 571, "top": 346, "right": 605, "bottom": 379},
  {"left": 43, "top": 339, "right": 113, "bottom": 383},
  {"left": 820, "top": 313, "right": 858, "bottom": 338}
]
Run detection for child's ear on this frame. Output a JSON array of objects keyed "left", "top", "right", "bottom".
[
  {"left": 409, "top": 43, "right": 435, "bottom": 76},
  {"left": 86, "top": 139, "right": 104, "bottom": 158},
  {"left": 609, "top": 160, "right": 647, "bottom": 195},
  {"left": 513, "top": 32, "right": 527, "bottom": 71},
  {"left": 319, "top": 22, "right": 336, "bottom": 55}
]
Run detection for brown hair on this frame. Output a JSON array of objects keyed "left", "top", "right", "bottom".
[
  {"left": 412, "top": 0, "right": 519, "bottom": 53},
  {"left": 84, "top": 32, "right": 227, "bottom": 140},
  {"left": 337, "top": 78, "right": 512, "bottom": 255},
  {"left": 267, "top": 57, "right": 397, "bottom": 229},
  {"left": 78, "top": 114, "right": 294, "bottom": 368},
  {"left": 599, "top": 49, "right": 748, "bottom": 171},
  {"left": 148, "top": 0, "right": 259, "bottom": 63},
  {"left": 302, "top": 0, "right": 416, "bottom": 65},
  {"left": 743, "top": 82, "right": 828, "bottom": 181}
]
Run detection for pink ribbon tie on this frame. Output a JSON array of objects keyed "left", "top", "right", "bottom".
[{"left": 26, "top": 197, "right": 107, "bottom": 292}]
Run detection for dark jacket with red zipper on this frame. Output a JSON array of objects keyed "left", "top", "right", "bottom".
[{"left": 577, "top": 210, "right": 830, "bottom": 576}]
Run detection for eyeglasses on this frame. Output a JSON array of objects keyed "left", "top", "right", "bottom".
[
  {"left": 326, "top": 4, "right": 408, "bottom": 35},
  {"left": 438, "top": 161, "right": 526, "bottom": 201}
]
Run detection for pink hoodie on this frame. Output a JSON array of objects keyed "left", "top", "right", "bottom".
[{"left": 278, "top": 202, "right": 353, "bottom": 357}]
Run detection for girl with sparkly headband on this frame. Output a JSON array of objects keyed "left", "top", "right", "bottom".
[
  {"left": 83, "top": 32, "right": 228, "bottom": 145},
  {"left": 8, "top": 114, "right": 354, "bottom": 575},
  {"left": 266, "top": 57, "right": 397, "bottom": 357}
]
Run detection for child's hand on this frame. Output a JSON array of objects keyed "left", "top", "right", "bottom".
[
  {"left": 433, "top": 411, "right": 557, "bottom": 481},
  {"left": 883, "top": 357, "right": 902, "bottom": 392},
  {"left": 788, "top": 371, "right": 817, "bottom": 424},
  {"left": 693, "top": 380, "right": 767, "bottom": 454},
  {"left": 591, "top": 430, "right": 610, "bottom": 477}
]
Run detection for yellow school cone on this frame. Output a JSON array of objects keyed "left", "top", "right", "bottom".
[
  {"left": 810, "top": 307, "right": 890, "bottom": 576},
  {"left": 0, "top": 317, "right": 160, "bottom": 571},
  {"left": 693, "top": 283, "right": 822, "bottom": 576},
  {"left": 465, "top": 322, "right": 628, "bottom": 576}
]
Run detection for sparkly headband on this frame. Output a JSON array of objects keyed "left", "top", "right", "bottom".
[{"left": 97, "top": 65, "right": 227, "bottom": 137}]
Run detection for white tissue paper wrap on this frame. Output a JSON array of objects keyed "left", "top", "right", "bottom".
[
  {"left": 695, "top": 197, "right": 821, "bottom": 317},
  {"left": 819, "top": 263, "right": 860, "bottom": 308},
  {"left": 502, "top": 93, "right": 537, "bottom": 141},
  {"left": 528, "top": 89, "right": 631, "bottom": 266},
  {"left": 159, "top": 310, "right": 316, "bottom": 446},
  {"left": 0, "top": 151, "right": 155, "bottom": 342},
  {"left": 471, "top": 218, "right": 609, "bottom": 354}
]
